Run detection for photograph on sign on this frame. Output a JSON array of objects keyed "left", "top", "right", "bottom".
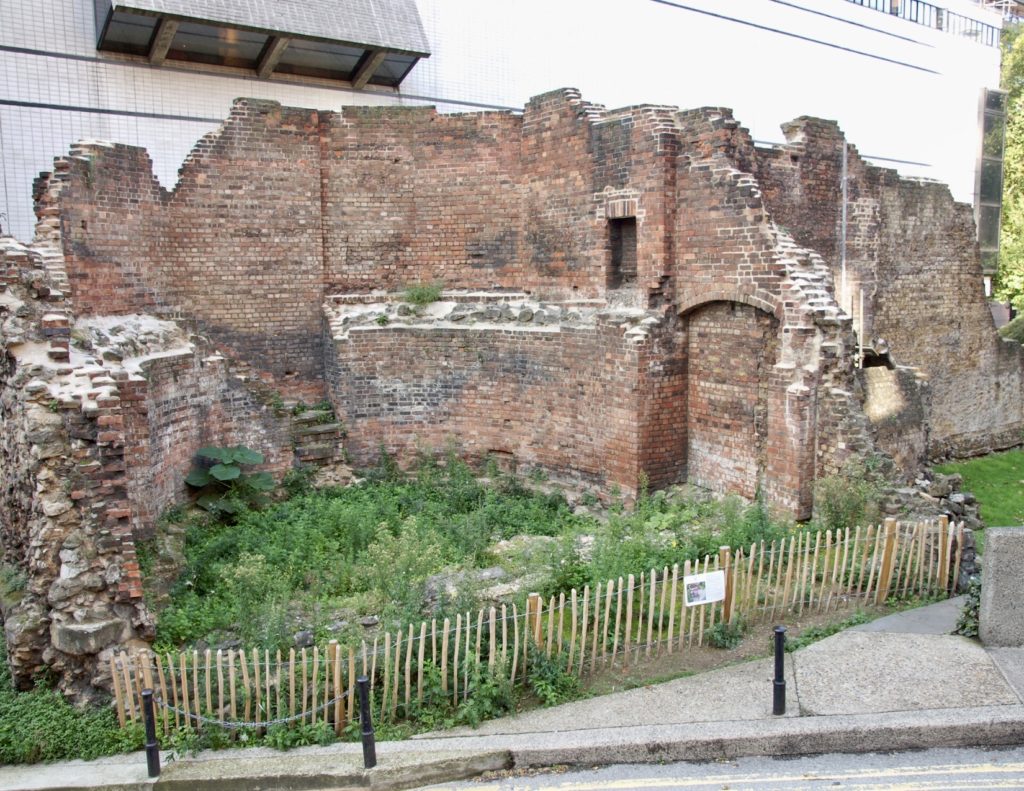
[{"left": 683, "top": 569, "right": 726, "bottom": 606}]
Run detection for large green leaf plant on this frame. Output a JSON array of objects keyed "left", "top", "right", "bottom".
[{"left": 185, "top": 445, "right": 275, "bottom": 516}]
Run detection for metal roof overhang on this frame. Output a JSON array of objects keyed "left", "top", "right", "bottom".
[{"left": 94, "top": 0, "right": 430, "bottom": 88}]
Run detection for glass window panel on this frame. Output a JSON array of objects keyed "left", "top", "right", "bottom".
[
  {"left": 167, "top": 22, "right": 267, "bottom": 68},
  {"left": 979, "top": 205, "right": 1001, "bottom": 249},
  {"left": 983, "top": 112, "right": 1005, "bottom": 159},
  {"left": 99, "top": 11, "right": 157, "bottom": 55},
  {"left": 981, "top": 250, "right": 1000, "bottom": 274},
  {"left": 981, "top": 160, "right": 1003, "bottom": 204},
  {"left": 986, "top": 90, "right": 1006, "bottom": 113},
  {"left": 367, "top": 55, "right": 416, "bottom": 86},
  {"left": 277, "top": 40, "right": 365, "bottom": 80}
]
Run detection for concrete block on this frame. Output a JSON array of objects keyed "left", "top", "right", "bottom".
[{"left": 980, "top": 527, "right": 1024, "bottom": 646}]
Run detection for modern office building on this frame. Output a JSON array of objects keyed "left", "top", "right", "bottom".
[{"left": 0, "top": 0, "right": 1008, "bottom": 258}]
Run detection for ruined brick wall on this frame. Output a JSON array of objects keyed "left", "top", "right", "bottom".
[
  {"left": 46, "top": 101, "right": 327, "bottom": 394},
  {"left": 33, "top": 88, "right": 1022, "bottom": 520},
  {"left": 755, "top": 120, "right": 1024, "bottom": 460},
  {"left": 48, "top": 143, "right": 167, "bottom": 317},
  {"left": 122, "top": 352, "right": 293, "bottom": 540},
  {"left": 325, "top": 301, "right": 642, "bottom": 493}
]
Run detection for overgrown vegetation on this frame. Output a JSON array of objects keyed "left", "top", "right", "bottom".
[
  {"left": 996, "top": 22, "right": 1024, "bottom": 310},
  {"left": 0, "top": 642, "right": 145, "bottom": 764},
  {"left": 782, "top": 610, "right": 871, "bottom": 653},
  {"left": 153, "top": 454, "right": 795, "bottom": 652},
  {"left": 955, "top": 576, "right": 982, "bottom": 638}
]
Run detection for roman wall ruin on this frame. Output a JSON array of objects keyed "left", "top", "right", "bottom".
[{"left": 1, "top": 88, "right": 1021, "bottom": 698}]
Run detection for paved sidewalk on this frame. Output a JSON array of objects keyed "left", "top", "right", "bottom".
[{"left": 2, "top": 599, "right": 1022, "bottom": 791}]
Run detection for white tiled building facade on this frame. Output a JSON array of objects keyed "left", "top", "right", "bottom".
[{"left": 0, "top": 0, "right": 1005, "bottom": 241}]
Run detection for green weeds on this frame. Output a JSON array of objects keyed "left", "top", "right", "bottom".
[
  {"left": 403, "top": 282, "right": 444, "bottom": 306},
  {"left": 0, "top": 646, "right": 144, "bottom": 764}
]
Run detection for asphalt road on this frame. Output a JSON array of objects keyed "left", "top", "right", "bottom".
[{"left": 421, "top": 745, "right": 1024, "bottom": 790}]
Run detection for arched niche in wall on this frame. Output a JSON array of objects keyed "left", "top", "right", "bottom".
[{"left": 679, "top": 299, "right": 780, "bottom": 501}]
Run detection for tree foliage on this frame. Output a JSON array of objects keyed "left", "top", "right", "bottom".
[{"left": 996, "top": 23, "right": 1024, "bottom": 309}]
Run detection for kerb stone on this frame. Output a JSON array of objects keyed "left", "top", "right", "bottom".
[{"left": 980, "top": 527, "right": 1024, "bottom": 646}]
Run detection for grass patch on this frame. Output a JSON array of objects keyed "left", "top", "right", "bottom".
[{"left": 935, "top": 448, "right": 1024, "bottom": 553}]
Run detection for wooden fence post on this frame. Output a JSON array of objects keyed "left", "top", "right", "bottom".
[
  {"left": 876, "top": 518, "right": 899, "bottom": 605},
  {"left": 719, "top": 546, "right": 732, "bottom": 623},
  {"left": 528, "top": 592, "right": 542, "bottom": 645}
]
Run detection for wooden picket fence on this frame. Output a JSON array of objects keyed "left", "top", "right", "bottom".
[{"left": 111, "top": 516, "right": 965, "bottom": 733}]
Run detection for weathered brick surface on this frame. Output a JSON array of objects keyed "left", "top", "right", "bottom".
[
  {"left": 122, "top": 353, "right": 293, "bottom": 540},
  {"left": 26, "top": 88, "right": 1020, "bottom": 520},
  {"left": 685, "top": 302, "right": 777, "bottom": 499},
  {"left": 327, "top": 318, "right": 641, "bottom": 492}
]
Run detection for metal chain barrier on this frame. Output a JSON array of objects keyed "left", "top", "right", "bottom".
[{"left": 153, "top": 690, "right": 349, "bottom": 730}]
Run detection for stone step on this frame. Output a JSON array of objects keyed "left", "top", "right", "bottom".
[
  {"left": 291, "top": 409, "right": 333, "bottom": 425},
  {"left": 292, "top": 422, "right": 344, "bottom": 439},
  {"left": 294, "top": 443, "right": 339, "bottom": 461}
]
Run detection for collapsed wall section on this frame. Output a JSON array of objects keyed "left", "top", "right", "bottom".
[
  {"left": 755, "top": 119, "right": 1024, "bottom": 460},
  {"left": 45, "top": 101, "right": 328, "bottom": 397}
]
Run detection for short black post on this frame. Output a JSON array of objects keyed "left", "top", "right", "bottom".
[
  {"left": 141, "top": 689, "right": 161, "bottom": 778},
  {"left": 772, "top": 626, "right": 787, "bottom": 715},
  {"left": 357, "top": 676, "right": 376, "bottom": 769}
]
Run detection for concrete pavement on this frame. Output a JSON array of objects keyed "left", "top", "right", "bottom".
[{"left": 2, "top": 598, "right": 1023, "bottom": 791}]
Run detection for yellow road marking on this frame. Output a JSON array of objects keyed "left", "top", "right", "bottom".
[{"left": 461, "top": 761, "right": 1024, "bottom": 791}]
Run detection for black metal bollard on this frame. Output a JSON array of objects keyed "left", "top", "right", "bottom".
[
  {"left": 357, "top": 676, "right": 376, "bottom": 769},
  {"left": 772, "top": 626, "right": 787, "bottom": 715},
  {"left": 141, "top": 689, "right": 161, "bottom": 778}
]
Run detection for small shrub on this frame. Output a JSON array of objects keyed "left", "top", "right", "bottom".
[
  {"left": 812, "top": 459, "right": 884, "bottom": 532},
  {"left": 265, "top": 721, "right": 335, "bottom": 751},
  {"left": 403, "top": 282, "right": 443, "bottom": 306},
  {"left": 707, "top": 618, "right": 746, "bottom": 650},
  {"left": 955, "top": 576, "right": 981, "bottom": 637},
  {"left": 525, "top": 645, "right": 581, "bottom": 707},
  {"left": 457, "top": 661, "right": 516, "bottom": 726}
]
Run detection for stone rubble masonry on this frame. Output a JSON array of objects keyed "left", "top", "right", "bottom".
[
  {"left": 1, "top": 88, "right": 1019, "bottom": 698},
  {"left": 0, "top": 231, "right": 294, "bottom": 701}
]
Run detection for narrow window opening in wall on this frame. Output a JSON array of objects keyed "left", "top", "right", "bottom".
[
  {"left": 608, "top": 217, "right": 637, "bottom": 289},
  {"left": 861, "top": 349, "right": 894, "bottom": 369}
]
